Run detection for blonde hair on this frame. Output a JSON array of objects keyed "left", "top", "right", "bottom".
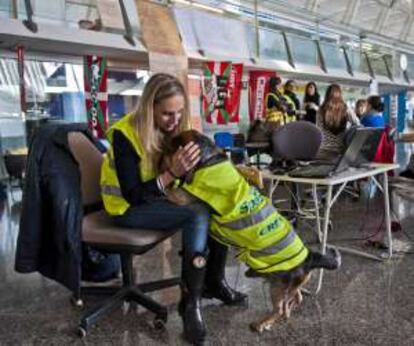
[{"left": 131, "top": 73, "right": 190, "bottom": 171}]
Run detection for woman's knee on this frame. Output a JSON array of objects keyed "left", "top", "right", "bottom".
[{"left": 183, "top": 203, "right": 210, "bottom": 231}]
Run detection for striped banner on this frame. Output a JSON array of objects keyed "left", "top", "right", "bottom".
[
  {"left": 84, "top": 56, "right": 108, "bottom": 138},
  {"left": 201, "top": 61, "right": 243, "bottom": 124}
]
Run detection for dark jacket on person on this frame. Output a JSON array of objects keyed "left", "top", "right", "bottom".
[
  {"left": 14, "top": 124, "right": 114, "bottom": 294},
  {"left": 303, "top": 93, "right": 320, "bottom": 124}
]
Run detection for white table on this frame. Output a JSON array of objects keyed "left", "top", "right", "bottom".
[{"left": 262, "top": 163, "right": 399, "bottom": 293}]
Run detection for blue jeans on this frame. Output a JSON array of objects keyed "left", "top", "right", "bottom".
[{"left": 113, "top": 200, "right": 210, "bottom": 254}]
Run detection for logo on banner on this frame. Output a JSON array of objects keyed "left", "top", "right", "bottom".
[
  {"left": 90, "top": 58, "right": 100, "bottom": 134},
  {"left": 254, "top": 76, "right": 267, "bottom": 120}
]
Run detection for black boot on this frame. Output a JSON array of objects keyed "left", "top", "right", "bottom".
[
  {"left": 203, "top": 237, "right": 248, "bottom": 305},
  {"left": 179, "top": 252, "right": 207, "bottom": 345}
]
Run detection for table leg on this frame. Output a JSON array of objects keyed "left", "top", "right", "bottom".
[
  {"left": 315, "top": 185, "right": 333, "bottom": 294},
  {"left": 312, "top": 183, "right": 322, "bottom": 243},
  {"left": 383, "top": 172, "right": 392, "bottom": 259}
]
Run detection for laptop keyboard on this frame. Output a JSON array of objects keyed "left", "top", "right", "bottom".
[{"left": 288, "top": 164, "right": 336, "bottom": 178}]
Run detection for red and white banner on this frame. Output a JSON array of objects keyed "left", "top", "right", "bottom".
[
  {"left": 248, "top": 70, "right": 277, "bottom": 121},
  {"left": 84, "top": 56, "right": 108, "bottom": 139},
  {"left": 201, "top": 61, "right": 243, "bottom": 124}
]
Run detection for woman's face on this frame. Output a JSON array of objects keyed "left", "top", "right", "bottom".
[
  {"left": 331, "top": 88, "right": 341, "bottom": 99},
  {"left": 357, "top": 103, "right": 367, "bottom": 115},
  {"left": 307, "top": 84, "right": 315, "bottom": 96},
  {"left": 154, "top": 94, "right": 185, "bottom": 133}
]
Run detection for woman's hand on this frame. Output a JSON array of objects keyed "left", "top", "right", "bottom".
[{"left": 169, "top": 141, "right": 201, "bottom": 177}]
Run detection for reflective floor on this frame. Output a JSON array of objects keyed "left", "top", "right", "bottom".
[{"left": 1, "top": 147, "right": 414, "bottom": 345}]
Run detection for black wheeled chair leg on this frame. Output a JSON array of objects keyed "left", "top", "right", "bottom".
[
  {"left": 79, "top": 287, "right": 129, "bottom": 332},
  {"left": 129, "top": 287, "right": 168, "bottom": 317},
  {"left": 138, "top": 277, "right": 181, "bottom": 293}
]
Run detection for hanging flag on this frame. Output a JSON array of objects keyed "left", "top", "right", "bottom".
[
  {"left": 84, "top": 56, "right": 108, "bottom": 139},
  {"left": 248, "top": 70, "right": 277, "bottom": 121},
  {"left": 201, "top": 61, "right": 243, "bottom": 124},
  {"left": 17, "top": 45, "right": 26, "bottom": 115}
]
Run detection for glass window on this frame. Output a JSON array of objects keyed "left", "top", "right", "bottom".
[
  {"left": 258, "top": 28, "right": 288, "bottom": 61},
  {"left": 0, "top": 0, "right": 14, "bottom": 19},
  {"left": 0, "top": 55, "right": 148, "bottom": 153},
  {"left": 348, "top": 48, "right": 362, "bottom": 73},
  {"left": 174, "top": 7, "right": 252, "bottom": 60},
  {"left": 360, "top": 53, "right": 372, "bottom": 75},
  {"left": 369, "top": 55, "right": 389, "bottom": 77},
  {"left": 320, "top": 42, "right": 347, "bottom": 70},
  {"left": 288, "top": 34, "right": 317, "bottom": 66},
  {"left": 0, "top": 0, "right": 139, "bottom": 35},
  {"left": 405, "top": 54, "right": 414, "bottom": 80},
  {"left": 0, "top": 56, "right": 143, "bottom": 127}
]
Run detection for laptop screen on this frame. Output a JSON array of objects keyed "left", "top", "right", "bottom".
[{"left": 335, "top": 127, "right": 383, "bottom": 172}]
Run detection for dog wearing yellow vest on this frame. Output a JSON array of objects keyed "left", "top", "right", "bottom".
[{"left": 162, "top": 130, "right": 341, "bottom": 333}]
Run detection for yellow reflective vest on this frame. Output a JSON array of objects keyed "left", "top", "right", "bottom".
[
  {"left": 100, "top": 113, "right": 156, "bottom": 216},
  {"left": 182, "top": 161, "right": 309, "bottom": 273},
  {"left": 265, "top": 92, "right": 296, "bottom": 125}
]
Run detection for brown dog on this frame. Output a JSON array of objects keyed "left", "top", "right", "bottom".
[{"left": 162, "top": 130, "right": 341, "bottom": 333}]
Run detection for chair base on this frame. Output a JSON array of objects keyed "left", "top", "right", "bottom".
[
  {"left": 78, "top": 277, "right": 180, "bottom": 337},
  {"left": 75, "top": 252, "right": 180, "bottom": 337}
]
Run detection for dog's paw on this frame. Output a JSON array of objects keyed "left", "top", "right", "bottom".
[
  {"left": 250, "top": 321, "right": 273, "bottom": 333},
  {"left": 249, "top": 321, "right": 267, "bottom": 333},
  {"left": 327, "top": 247, "right": 342, "bottom": 269}
]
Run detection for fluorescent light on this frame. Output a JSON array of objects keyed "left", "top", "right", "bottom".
[
  {"left": 136, "top": 70, "right": 150, "bottom": 83},
  {"left": 172, "top": 0, "right": 224, "bottom": 14},
  {"left": 120, "top": 89, "right": 143, "bottom": 96}
]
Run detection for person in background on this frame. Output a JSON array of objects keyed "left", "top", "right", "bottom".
[
  {"left": 355, "top": 99, "right": 367, "bottom": 120},
  {"left": 361, "top": 95, "right": 385, "bottom": 128},
  {"left": 316, "top": 83, "right": 360, "bottom": 159},
  {"left": 302, "top": 81, "right": 320, "bottom": 123},
  {"left": 284, "top": 79, "right": 301, "bottom": 115},
  {"left": 265, "top": 76, "right": 296, "bottom": 125},
  {"left": 100, "top": 73, "right": 246, "bottom": 345}
]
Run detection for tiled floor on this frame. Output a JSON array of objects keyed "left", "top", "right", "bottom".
[{"left": 1, "top": 147, "right": 414, "bottom": 345}]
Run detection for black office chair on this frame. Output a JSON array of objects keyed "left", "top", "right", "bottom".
[
  {"left": 67, "top": 132, "right": 180, "bottom": 337},
  {"left": 271, "top": 121, "right": 322, "bottom": 169},
  {"left": 270, "top": 121, "right": 323, "bottom": 225}
]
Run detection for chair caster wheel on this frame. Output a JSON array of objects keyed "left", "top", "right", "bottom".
[
  {"left": 71, "top": 296, "right": 84, "bottom": 309},
  {"left": 78, "top": 327, "right": 87, "bottom": 338},
  {"left": 153, "top": 313, "right": 167, "bottom": 329}
]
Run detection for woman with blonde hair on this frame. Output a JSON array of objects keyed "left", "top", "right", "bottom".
[
  {"left": 317, "top": 83, "right": 360, "bottom": 159},
  {"left": 100, "top": 73, "right": 246, "bottom": 345}
]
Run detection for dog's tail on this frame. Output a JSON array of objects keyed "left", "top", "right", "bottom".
[{"left": 305, "top": 247, "right": 341, "bottom": 272}]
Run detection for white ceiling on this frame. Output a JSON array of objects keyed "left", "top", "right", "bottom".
[{"left": 257, "top": 0, "right": 414, "bottom": 47}]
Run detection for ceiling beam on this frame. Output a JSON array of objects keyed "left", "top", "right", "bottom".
[
  {"left": 305, "top": 0, "right": 320, "bottom": 13},
  {"left": 341, "top": 0, "right": 361, "bottom": 25},
  {"left": 399, "top": 15, "right": 413, "bottom": 41},
  {"left": 372, "top": 5, "right": 392, "bottom": 34}
]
